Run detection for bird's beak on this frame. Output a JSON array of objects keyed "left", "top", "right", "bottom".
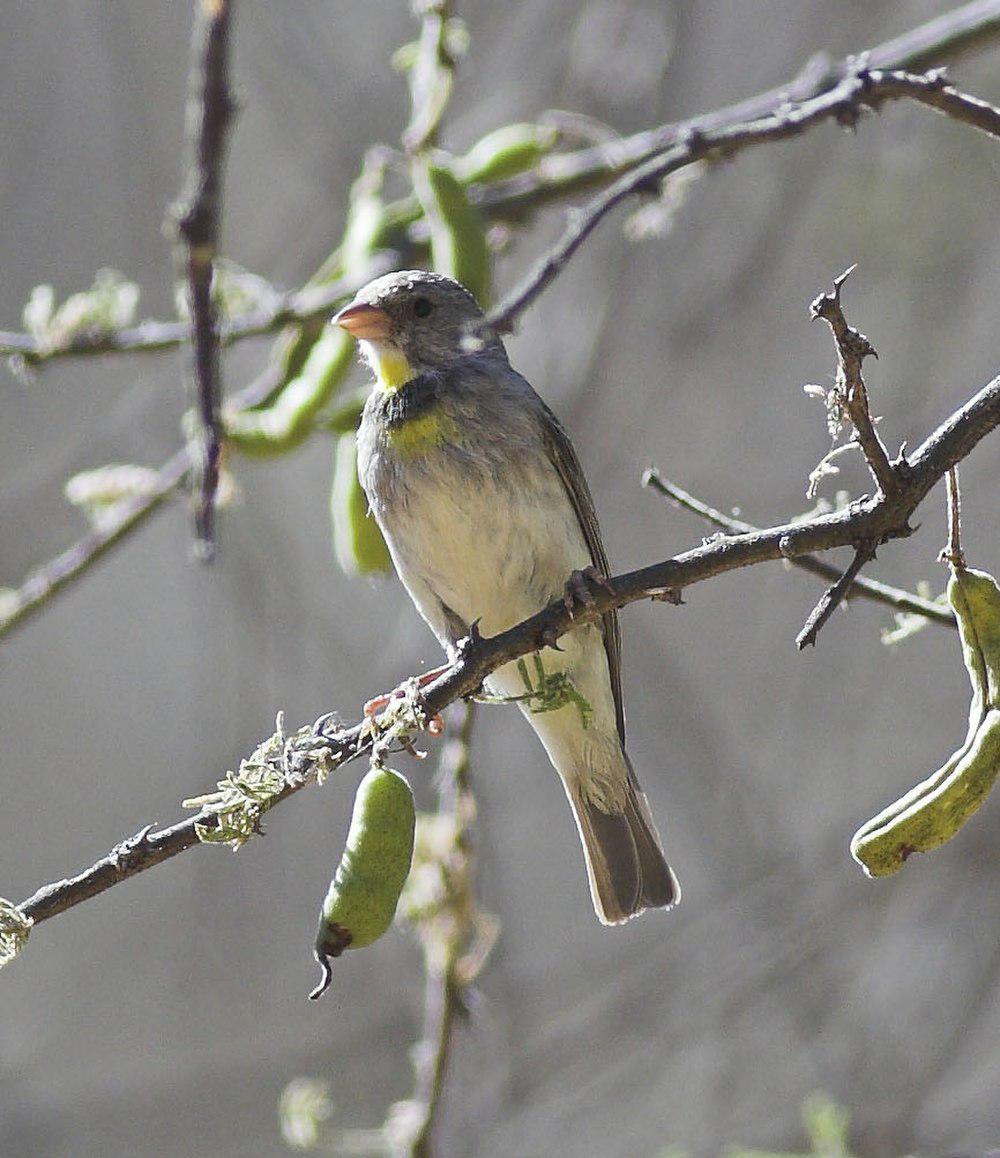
[{"left": 333, "top": 301, "right": 392, "bottom": 341}]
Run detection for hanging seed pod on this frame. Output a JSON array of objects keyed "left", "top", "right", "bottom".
[{"left": 310, "top": 764, "right": 416, "bottom": 999}]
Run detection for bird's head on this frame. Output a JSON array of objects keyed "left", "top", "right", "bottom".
[{"left": 333, "top": 270, "right": 502, "bottom": 391}]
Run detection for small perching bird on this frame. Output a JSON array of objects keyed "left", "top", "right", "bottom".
[{"left": 334, "top": 270, "right": 679, "bottom": 924}]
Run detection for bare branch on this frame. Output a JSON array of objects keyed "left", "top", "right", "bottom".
[
  {"left": 15, "top": 367, "right": 1000, "bottom": 930},
  {"left": 5, "top": 4, "right": 1000, "bottom": 364},
  {"left": 0, "top": 361, "right": 287, "bottom": 643},
  {"left": 809, "top": 266, "right": 899, "bottom": 497},
  {"left": 0, "top": 450, "right": 191, "bottom": 640},
  {"left": 861, "top": 67, "right": 1000, "bottom": 138},
  {"left": 642, "top": 471, "right": 956, "bottom": 629},
  {"left": 796, "top": 543, "right": 878, "bottom": 650},
  {"left": 168, "top": 0, "right": 237, "bottom": 559},
  {"left": 482, "top": 66, "right": 1000, "bottom": 337},
  {"left": 393, "top": 702, "right": 492, "bottom": 1158}
]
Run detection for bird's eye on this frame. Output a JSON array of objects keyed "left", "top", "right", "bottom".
[{"left": 413, "top": 296, "right": 434, "bottom": 318}]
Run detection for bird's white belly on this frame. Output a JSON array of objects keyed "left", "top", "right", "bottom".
[
  {"left": 382, "top": 464, "right": 622, "bottom": 749},
  {"left": 395, "top": 466, "right": 592, "bottom": 638}
]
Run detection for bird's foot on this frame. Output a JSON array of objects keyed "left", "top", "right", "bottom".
[{"left": 563, "top": 565, "right": 612, "bottom": 618}]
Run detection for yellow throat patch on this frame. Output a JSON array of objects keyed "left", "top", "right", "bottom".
[
  {"left": 368, "top": 343, "right": 414, "bottom": 393},
  {"left": 363, "top": 341, "right": 459, "bottom": 455}
]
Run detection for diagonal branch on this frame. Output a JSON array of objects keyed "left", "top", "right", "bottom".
[
  {"left": 482, "top": 66, "right": 1000, "bottom": 337},
  {"left": 168, "top": 0, "right": 237, "bottom": 560},
  {"left": 5, "top": 3, "right": 1000, "bottom": 364},
  {"left": 14, "top": 367, "right": 1000, "bottom": 932},
  {"left": 861, "top": 66, "right": 1000, "bottom": 137},
  {"left": 641, "top": 470, "right": 956, "bottom": 629},
  {"left": 795, "top": 543, "right": 878, "bottom": 650}
]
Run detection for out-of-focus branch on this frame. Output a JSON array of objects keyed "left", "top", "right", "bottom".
[
  {"left": 477, "top": 0, "right": 1000, "bottom": 218},
  {"left": 13, "top": 357, "right": 1000, "bottom": 932},
  {"left": 387, "top": 702, "right": 497, "bottom": 1158},
  {"left": 5, "top": 2, "right": 1000, "bottom": 364},
  {"left": 482, "top": 65, "right": 1000, "bottom": 335},
  {"left": 641, "top": 471, "right": 957, "bottom": 629},
  {"left": 0, "top": 263, "right": 397, "bottom": 365},
  {"left": 0, "top": 360, "right": 283, "bottom": 644},
  {"left": 168, "top": 0, "right": 236, "bottom": 559},
  {"left": 0, "top": 450, "right": 191, "bottom": 641}
]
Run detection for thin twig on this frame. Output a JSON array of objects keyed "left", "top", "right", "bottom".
[
  {"left": 5, "top": 3, "right": 1000, "bottom": 364},
  {"left": 0, "top": 260, "right": 397, "bottom": 365},
  {"left": 944, "top": 466, "right": 965, "bottom": 567},
  {"left": 642, "top": 470, "right": 956, "bottom": 628},
  {"left": 481, "top": 66, "right": 1000, "bottom": 337},
  {"left": 796, "top": 542, "right": 878, "bottom": 650},
  {"left": 0, "top": 450, "right": 191, "bottom": 640},
  {"left": 809, "top": 266, "right": 900, "bottom": 497},
  {"left": 169, "top": 0, "right": 236, "bottom": 560},
  {"left": 861, "top": 67, "right": 1000, "bottom": 138},
  {"left": 14, "top": 366, "right": 1000, "bottom": 929}
]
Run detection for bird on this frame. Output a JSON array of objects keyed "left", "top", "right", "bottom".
[{"left": 333, "top": 269, "right": 679, "bottom": 924}]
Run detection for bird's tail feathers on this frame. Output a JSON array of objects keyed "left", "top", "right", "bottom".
[{"left": 566, "top": 762, "right": 680, "bottom": 926}]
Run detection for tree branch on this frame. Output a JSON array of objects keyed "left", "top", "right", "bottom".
[
  {"left": 482, "top": 65, "right": 1000, "bottom": 336},
  {"left": 861, "top": 66, "right": 1000, "bottom": 137},
  {"left": 14, "top": 364, "right": 1000, "bottom": 931},
  {"left": 809, "top": 266, "right": 899, "bottom": 497},
  {"left": 4, "top": 2, "right": 1000, "bottom": 363},
  {"left": 795, "top": 542, "right": 878, "bottom": 650},
  {"left": 168, "top": 0, "right": 236, "bottom": 560},
  {"left": 641, "top": 471, "right": 956, "bottom": 629}
]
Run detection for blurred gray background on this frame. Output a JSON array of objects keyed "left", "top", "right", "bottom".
[{"left": 2, "top": 2, "right": 1000, "bottom": 1155}]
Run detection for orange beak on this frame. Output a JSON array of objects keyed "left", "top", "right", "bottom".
[{"left": 333, "top": 301, "right": 392, "bottom": 341}]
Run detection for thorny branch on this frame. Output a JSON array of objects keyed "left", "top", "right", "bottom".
[
  {"left": 168, "top": 0, "right": 236, "bottom": 559},
  {"left": 641, "top": 471, "right": 957, "bottom": 629},
  {"left": 809, "top": 266, "right": 898, "bottom": 498},
  {"left": 14, "top": 361, "right": 1000, "bottom": 932}
]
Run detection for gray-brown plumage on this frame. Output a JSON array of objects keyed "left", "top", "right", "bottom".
[{"left": 334, "top": 270, "right": 679, "bottom": 924}]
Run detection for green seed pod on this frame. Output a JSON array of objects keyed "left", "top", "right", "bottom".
[
  {"left": 949, "top": 565, "right": 1000, "bottom": 712},
  {"left": 310, "top": 765, "right": 416, "bottom": 999},
  {"left": 452, "top": 122, "right": 557, "bottom": 185},
  {"left": 852, "top": 709, "right": 1000, "bottom": 877},
  {"left": 851, "top": 561, "right": 1000, "bottom": 877},
  {"left": 225, "top": 327, "right": 356, "bottom": 456},
  {"left": 330, "top": 432, "right": 393, "bottom": 575},
  {"left": 412, "top": 158, "right": 492, "bottom": 306}
]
